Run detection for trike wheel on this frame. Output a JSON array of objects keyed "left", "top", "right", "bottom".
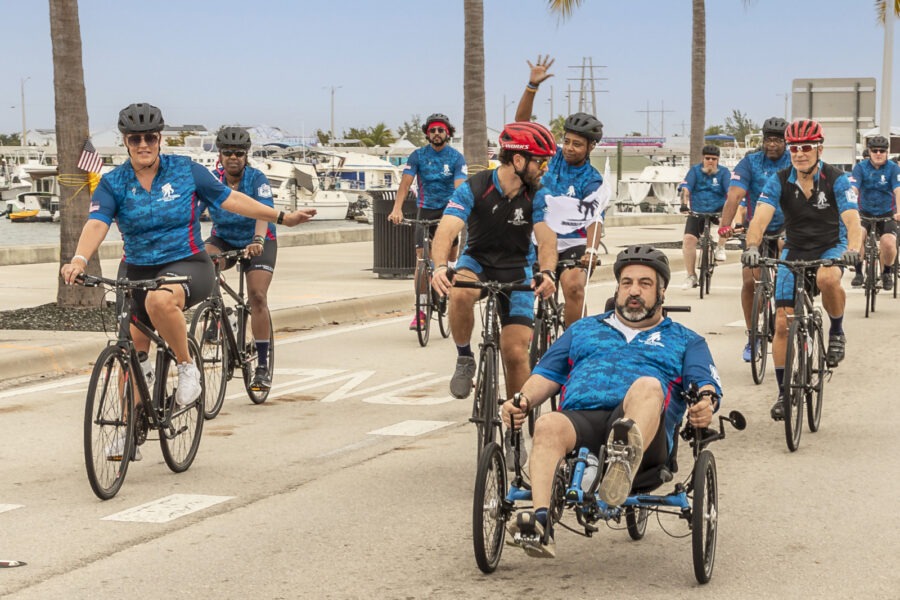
[
  {"left": 806, "top": 316, "right": 825, "bottom": 432},
  {"left": 691, "top": 450, "right": 718, "bottom": 584},
  {"left": 242, "top": 308, "right": 275, "bottom": 404},
  {"left": 189, "top": 301, "right": 228, "bottom": 420},
  {"left": 159, "top": 338, "right": 205, "bottom": 473},
  {"left": 472, "top": 442, "right": 507, "bottom": 574},
  {"left": 625, "top": 506, "right": 649, "bottom": 540},
  {"left": 783, "top": 319, "right": 805, "bottom": 452},
  {"left": 84, "top": 346, "right": 134, "bottom": 500}
]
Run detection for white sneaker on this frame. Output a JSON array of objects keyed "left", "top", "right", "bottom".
[
  {"left": 681, "top": 275, "right": 698, "bottom": 290},
  {"left": 176, "top": 361, "right": 202, "bottom": 406},
  {"left": 105, "top": 432, "right": 142, "bottom": 462},
  {"left": 715, "top": 247, "right": 727, "bottom": 262}
]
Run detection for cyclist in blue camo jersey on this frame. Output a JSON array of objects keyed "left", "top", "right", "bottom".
[
  {"left": 680, "top": 145, "right": 731, "bottom": 289},
  {"left": 501, "top": 245, "right": 721, "bottom": 559},
  {"left": 741, "top": 119, "right": 861, "bottom": 421},
  {"left": 718, "top": 117, "right": 790, "bottom": 362},
  {"left": 61, "top": 103, "right": 315, "bottom": 417},
  {"left": 387, "top": 113, "right": 467, "bottom": 330},
  {"left": 849, "top": 135, "right": 900, "bottom": 291},
  {"left": 204, "top": 126, "right": 279, "bottom": 391},
  {"left": 514, "top": 55, "right": 607, "bottom": 326}
]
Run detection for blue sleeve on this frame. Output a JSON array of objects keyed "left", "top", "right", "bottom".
[
  {"left": 891, "top": 162, "right": 900, "bottom": 192},
  {"left": 729, "top": 156, "right": 752, "bottom": 192},
  {"left": 251, "top": 171, "right": 275, "bottom": 208},
  {"left": 453, "top": 154, "right": 467, "bottom": 183},
  {"left": 683, "top": 166, "right": 697, "bottom": 192},
  {"left": 532, "top": 190, "right": 547, "bottom": 224},
  {"left": 403, "top": 149, "right": 420, "bottom": 177},
  {"left": 88, "top": 176, "right": 117, "bottom": 225},
  {"left": 191, "top": 162, "right": 230, "bottom": 208},
  {"left": 720, "top": 167, "right": 731, "bottom": 194},
  {"left": 850, "top": 163, "right": 863, "bottom": 191},
  {"left": 683, "top": 336, "right": 723, "bottom": 398},
  {"left": 758, "top": 175, "right": 782, "bottom": 208},
  {"left": 532, "top": 327, "right": 574, "bottom": 385},
  {"left": 443, "top": 181, "right": 474, "bottom": 220},
  {"left": 834, "top": 173, "right": 859, "bottom": 214}
]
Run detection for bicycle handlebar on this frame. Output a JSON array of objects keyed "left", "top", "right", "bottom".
[
  {"left": 453, "top": 279, "right": 534, "bottom": 293},
  {"left": 759, "top": 257, "right": 843, "bottom": 270},
  {"left": 209, "top": 249, "right": 247, "bottom": 262},
  {"left": 78, "top": 273, "right": 192, "bottom": 290},
  {"left": 399, "top": 218, "right": 442, "bottom": 227}
]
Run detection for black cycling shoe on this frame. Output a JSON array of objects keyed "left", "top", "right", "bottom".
[
  {"left": 883, "top": 272, "right": 894, "bottom": 292},
  {"left": 250, "top": 365, "right": 271, "bottom": 391},
  {"left": 851, "top": 270, "right": 864, "bottom": 288},
  {"left": 826, "top": 334, "right": 846, "bottom": 368},
  {"left": 771, "top": 395, "right": 785, "bottom": 421}
]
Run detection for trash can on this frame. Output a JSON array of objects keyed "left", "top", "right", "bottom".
[{"left": 372, "top": 190, "right": 417, "bottom": 279}]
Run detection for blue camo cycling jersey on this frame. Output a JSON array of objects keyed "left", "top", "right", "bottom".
[
  {"left": 849, "top": 159, "right": 900, "bottom": 215},
  {"left": 90, "top": 154, "right": 229, "bottom": 266},
  {"left": 206, "top": 165, "right": 276, "bottom": 247},
  {"left": 402, "top": 145, "right": 467, "bottom": 210},
  {"left": 681, "top": 164, "right": 730, "bottom": 213},
  {"left": 536, "top": 148, "right": 604, "bottom": 251},
  {"left": 729, "top": 150, "right": 789, "bottom": 232},
  {"left": 533, "top": 311, "right": 722, "bottom": 452}
]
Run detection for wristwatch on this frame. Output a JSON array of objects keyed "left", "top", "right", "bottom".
[{"left": 541, "top": 269, "right": 557, "bottom": 282}]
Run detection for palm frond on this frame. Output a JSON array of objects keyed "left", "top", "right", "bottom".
[{"left": 547, "top": 0, "right": 584, "bottom": 20}]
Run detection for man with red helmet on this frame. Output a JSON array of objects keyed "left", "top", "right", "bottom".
[
  {"left": 431, "top": 122, "right": 558, "bottom": 424},
  {"left": 741, "top": 119, "right": 862, "bottom": 421}
]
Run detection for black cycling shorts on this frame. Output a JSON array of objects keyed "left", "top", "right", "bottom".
[
  {"left": 415, "top": 207, "right": 458, "bottom": 250},
  {"left": 119, "top": 252, "right": 215, "bottom": 328},
  {"left": 206, "top": 235, "right": 278, "bottom": 273},
  {"left": 684, "top": 214, "right": 720, "bottom": 239},
  {"left": 562, "top": 404, "right": 668, "bottom": 473},
  {"left": 861, "top": 212, "right": 899, "bottom": 238}
]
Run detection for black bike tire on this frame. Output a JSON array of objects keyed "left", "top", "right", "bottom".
[
  {"left": 705, "top": 242, "right": 714, "bottom": 295},
  {"left": 437, "top": 291, "right": 451, "bottom": 338},
  {"left": 625, "top": 506, "right": 649, "bottom": 541},
  {"left": 749, "top": 283, "right": 768, "bottom": 385},
  {"left": 527, "top": 310, "right": 549, "bottom": 437},
  {"left": 893, "top": 249, "right": 898, "bottom": 299},
  {"left": 84, "top": 346, "right": 134, "bottom": 500},
  {"left": 477, "top": 345, "right": 500, "bottom": 456},
  {"left": 159, "top": 337, "right": 205, "bottom": 473},
  {"left": 242, "top": 308, "right": 275, "bottom": 404},
  {"left": 189, "top": 301, "right": 228, "bottom": 420},
  {"left": 806, "top": 314, "right": 825, "bottom": 432},
  {"left": 415, "top": 271, "right": 432, "bottom": 347},
  {"left": 865, "top": 254, "right": 876, "bottom": 317},
  {"left": 472, "top": 442, "right": 507, "bottom": 574},
  {"left": 783, "top": 318, "right": 805, "bottom": 452},
  {"left": 691, "top": 450, "right": 718, "bottom": 584},
  {"left": 699, "top": 239, "right": 708, "bottom": 299}
]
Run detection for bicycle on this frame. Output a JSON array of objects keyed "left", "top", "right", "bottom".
[
  {"left": 189, "top": 249, "right": 275, "bottom": 419},
  {"left": 400, "top": 218, "right": 451, "bottom": 347},
  {"left": 859, "top": 215, "right": 895, "bottom": 317},
  {"left": 80, "top": 274, "right": 205, "bottom": 500},
  {"left": 747, "top": 232, "right": 781, "bottom": 385},
  {"left": 473, "top": 383, "right": 746, "bottom": 583},
  {"left": 760, "top": 257, "right": 835, "bottom": 452},
  {"left": 689, "top": 211, "right": 721, "bottom": 299},
  {"left": 453, "top": 277, "right": 533, "bottom": 460}
]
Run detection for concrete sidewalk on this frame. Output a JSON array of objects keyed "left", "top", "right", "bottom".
[{"left": 0, "top": 214, "right": 725, "bottom": 382}]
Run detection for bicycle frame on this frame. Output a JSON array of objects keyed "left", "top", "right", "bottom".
[
  {"left": 690, "top": 211, "right": 721, "bottom": 299},
  {"left": 860, "top": 215, "right": 894, "bottom": 316}
]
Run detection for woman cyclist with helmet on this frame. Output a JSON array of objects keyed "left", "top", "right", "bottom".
[
  {"left": 202, "top": 126, "right": 279, "bottom": 390},
  {"left": 61, "top": 103, "right": 315, "bottom": 407},
  {"left": 431, "top": 121, "right": 558, "bottom": 417},
  {"left": 515, "top": 55, "right": 607, "bottom": 326},
  {"left": 849, "top": 134, "right": 900, "bottom": 291},
  {"left": 387, "top": 113, "right": 467, "bottom": 331},
  {"left": 741, "top": 119, "right": 861, "bottom": 420}
]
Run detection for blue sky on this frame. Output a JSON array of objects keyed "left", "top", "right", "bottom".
[{"left": 3, "top": 0, "right": 898, "bottom": 139}]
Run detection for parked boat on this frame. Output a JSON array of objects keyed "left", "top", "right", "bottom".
[{"left": 8, "top": 191, "right": 60, "bottom": 222}]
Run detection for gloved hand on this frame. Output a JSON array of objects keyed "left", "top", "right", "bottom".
[
  {"left": 717, "top": 225, "right": 733, "bottom": 238},
  {"left": 741, "top": 246, "right": 760, "bottom": 268},
  {"left": 679, "top": 204, "right": 690, "bottom": 214},
  {"left": 840, "top": 249, "right": 860, "bottom": 266}
]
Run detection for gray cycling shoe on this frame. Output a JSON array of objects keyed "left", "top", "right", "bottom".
[
  {"left": 826, "top": 334, "right": 846, "bottom": 368},
  {"left": 449, "top": 355, "right": 476, "bottom": 399}
]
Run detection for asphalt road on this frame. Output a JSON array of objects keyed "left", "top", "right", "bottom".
[{"left": 2, "top": 263, "right": 899, "bottom": 599}]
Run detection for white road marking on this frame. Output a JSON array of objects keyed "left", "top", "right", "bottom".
[
  {"left": 278, "top": 316, "right": 407, "bottom": 347},
  {"left": 725, "top": 320, "right": 746, "bottom": 327},
  {"left": 362, "top": 376, "right": 453, "bottom": 406},
  {"left": 321, "top": 372, "right": 432, "bottom": 403},
  {"left": 0, "top": 504, "right": 24, "bottom": 514},
  {"left": 224, "top": 368, "right": 345, "bottom": 401},
  {"left": 102, "top": 494, "right": 233, "bottom": 523},
  {"left": 368, "top": 420, "right": 454, "bottom": 437},
  {"left": 0, "top": 375, "right": 90, "bottom": 401}
]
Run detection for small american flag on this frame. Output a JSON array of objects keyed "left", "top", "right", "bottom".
[{"left": 77, "top": 139, "right": 104, "bottom": 173}]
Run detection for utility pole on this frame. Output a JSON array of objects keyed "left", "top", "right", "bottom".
[
  {"left": 548, "top": 85, "right": 554, "bottom": 123},
  {"left": 502, "top": 93, "right": 516, "bottom": 125},
  {"left": 566, "top": 57, "right": 608, "bottom": 117},
  {"left": 20, "top": 77, "right": 30, "bottom": 147},
  {"left": 880, "top": 10, "right": 894, "bottom": 137},
  {"left": 635, "top": 100, "right": 673, "bottom": 137},
  {"left": 323, "top": 85, "right": 342, "bottom": 143},
  {"left": 776, "top": 92, "right": 790, "bottom": 120}
]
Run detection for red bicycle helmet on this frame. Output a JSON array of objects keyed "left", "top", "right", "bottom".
[
  {"left": 784, "top": 119, "right": 824, "bottom": 143},
  {"left": 499, "top": 122, "right": 557, "bottom": 157}
]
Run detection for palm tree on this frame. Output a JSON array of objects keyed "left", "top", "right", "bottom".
[
  {"left": 463, "top": 0, "right": 488, "bottom": 173},
  {"left": 362, "top": 123, "right": 396, "bottom": 147},
  {"left": 50, "top": 0, "right": 102, "bottom": 307}
]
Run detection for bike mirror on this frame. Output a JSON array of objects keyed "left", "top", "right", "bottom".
[{"left": 728, "top": 410, "right": 747, "bottom": 431}]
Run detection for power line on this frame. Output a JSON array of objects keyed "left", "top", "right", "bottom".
[{"left": 566, "top": 57, "right": 608, "bottom": 116}]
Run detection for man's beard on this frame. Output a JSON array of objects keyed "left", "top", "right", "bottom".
[
  {"left": 616, "top": 295, "right": 651, "bottom": 322},
  {"left": 430, "top": 136, "right": 446, "bottom": 147},
  {"left": 702, "top": 164, "right": 717, "bottom": 175}
]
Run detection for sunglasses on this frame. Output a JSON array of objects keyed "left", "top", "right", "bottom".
[
  {"left": 428, "top": 127, "right": 448, "bottom": 134},
  {"left": 788, "top": 143, "right": 819, "bottom": 153},
  {"left": 703, "top": 156, "right": 718, "bottom": 160},
  {"left": 869, "top": 148, "right": 887, "bottom": 154},
  {"left": 125, "top": 133, "right": 159, "bottom": 146},
  {"left": 763, "top": 136, "right": 785, "bottom": 144},
  {"left": 530, "top": 157, "right": 549, "bottom": 170},
  {"left": 221, "top": 150, "right": 247, "bottom": 158}
]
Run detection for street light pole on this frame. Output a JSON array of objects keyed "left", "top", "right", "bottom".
[
  {"left": 880, "top": 10, "right": 894, "bottom": 137},
  {"left": 323, "top": 85, "right": 342, "bottom": 144},
  {"left": 20, "top": 77, "right": 30, "bottom": 147}
]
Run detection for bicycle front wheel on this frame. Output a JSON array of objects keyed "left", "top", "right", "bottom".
[
  {"left": 865, "top": 256, "right": 877, "bottom": 317},
  {"left": 474, "top": 346, "right": 500, "bottom": 459},
  {"left": 84, "top": 346, "right": 134, "bottom": 500},
  {"left": 189, "top": 301, "right": 228, "bottom": 420},
  {"left": 472, "top": 442, "right": 507, "bottom": 574},
  {"left": 415, "top": 269, "right": 433, "bottom": 347},
  {"left": 749, "top": 283, "right": 770, "bottom": 385},
  {"left": 159, "top": 338, "right": 205, "bottom": 472},
  {"left": 807, "top": 315, "right": 825, "bottom": 432},
  {"left": 691, "top": 450, "right": 718, "bottom": 584},
  {"left": 783, "top": 319, "right": 806, "bottom": 452},
  {"left": 436, "top": 290, "right": 451, "bottom": 338},
  {"left": 699, "top": 240, "right": 709, "bottom": 299},
  {"left": 242, "top": 308, "right": 275, "bottom": 404}
]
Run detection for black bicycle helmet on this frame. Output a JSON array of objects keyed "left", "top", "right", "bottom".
[
  {"left": 564, "top": 112, "right": 604, "bottom": 142},
  {"left": 421, "top": 113, "right": 456, "bottom": 137},
  {"left": 762, "top": 117, "right": 788, "bottom": 138},
  {"left": 117, "top": 103, "right": 165, "bottom": 134},
  {"left": 217, "top": 127, "right": 252, "bottom": 150},
  {"left": 613, "top": 245, "right": 671, "bottom": 288},
  {"left": 701, "top": 144, "right": 720, "bottom": 157},
  {"left": 867, "top": 135, "right": 890, "bottom": 150}
]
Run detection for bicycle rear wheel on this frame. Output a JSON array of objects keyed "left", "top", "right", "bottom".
[
  {"left": 626, "top": 506, "right": 650, "bottom": 540},
  {"left": 474, "top": 345, "right": 499, "bottom": 459},
  {"left": 749, "top": 283, "right": 770, "bottom": 385},
  {"left": 242, "top": 308, "right": 275, "bottom": 404},
  {"left": 159, "top": 338, "right": 205, "bottom": 472},
  {"left": 783, "top": 319, "right": 805, "bottom": 452},
  {"left": 806, "top": 315, "right": 825, "bottom": 432},
  {"left": 691, "top": 450, "right": 718, "bottom": 584},
  {"left": 865, "top": 256, "right": 876, "bottom": 317},
  {"left": 415, "top": 269, "right": 433, "bottom": 347},
  {"left": 472, "top": 442, "right": 507, "bottom": 574},
  {"left": 84, "top": 346, "right": 134, "bottom": 500},
  {"left": 189, "top": 301, "right": 228, "bottom": 420},
  {"left": 436, "top": 290, "right": 451, "bottom": 338},
  {"left": 699, "top": 240, "right": 709, "bottom": 299}
]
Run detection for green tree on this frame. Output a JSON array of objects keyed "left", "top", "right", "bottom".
[
  {"left": 344, "top": 127, "right": 369, "bottom": 144},
  {"left": 397, "top": 116, "right": 426, "bottom": 147},
  {"left": 361, "top": 123, "right": 395, "bottom": 147},
  {"left": 315, "top": 129, "right": 331, "bottom": 145},
  {"left": 723, "top": 110, "right": 758, "bottom": 144},
  {"left": 0, "top": 133, "right": 21, "bottom": 145},
  {"left": 704, "top": 125, "right": 724, "bottom": 137},
  {"left": 549, "top": 115, "right": 566, "bottom": 141},
  {"left": 463, "top": 0, "right": 488, "bottom": 173}
]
